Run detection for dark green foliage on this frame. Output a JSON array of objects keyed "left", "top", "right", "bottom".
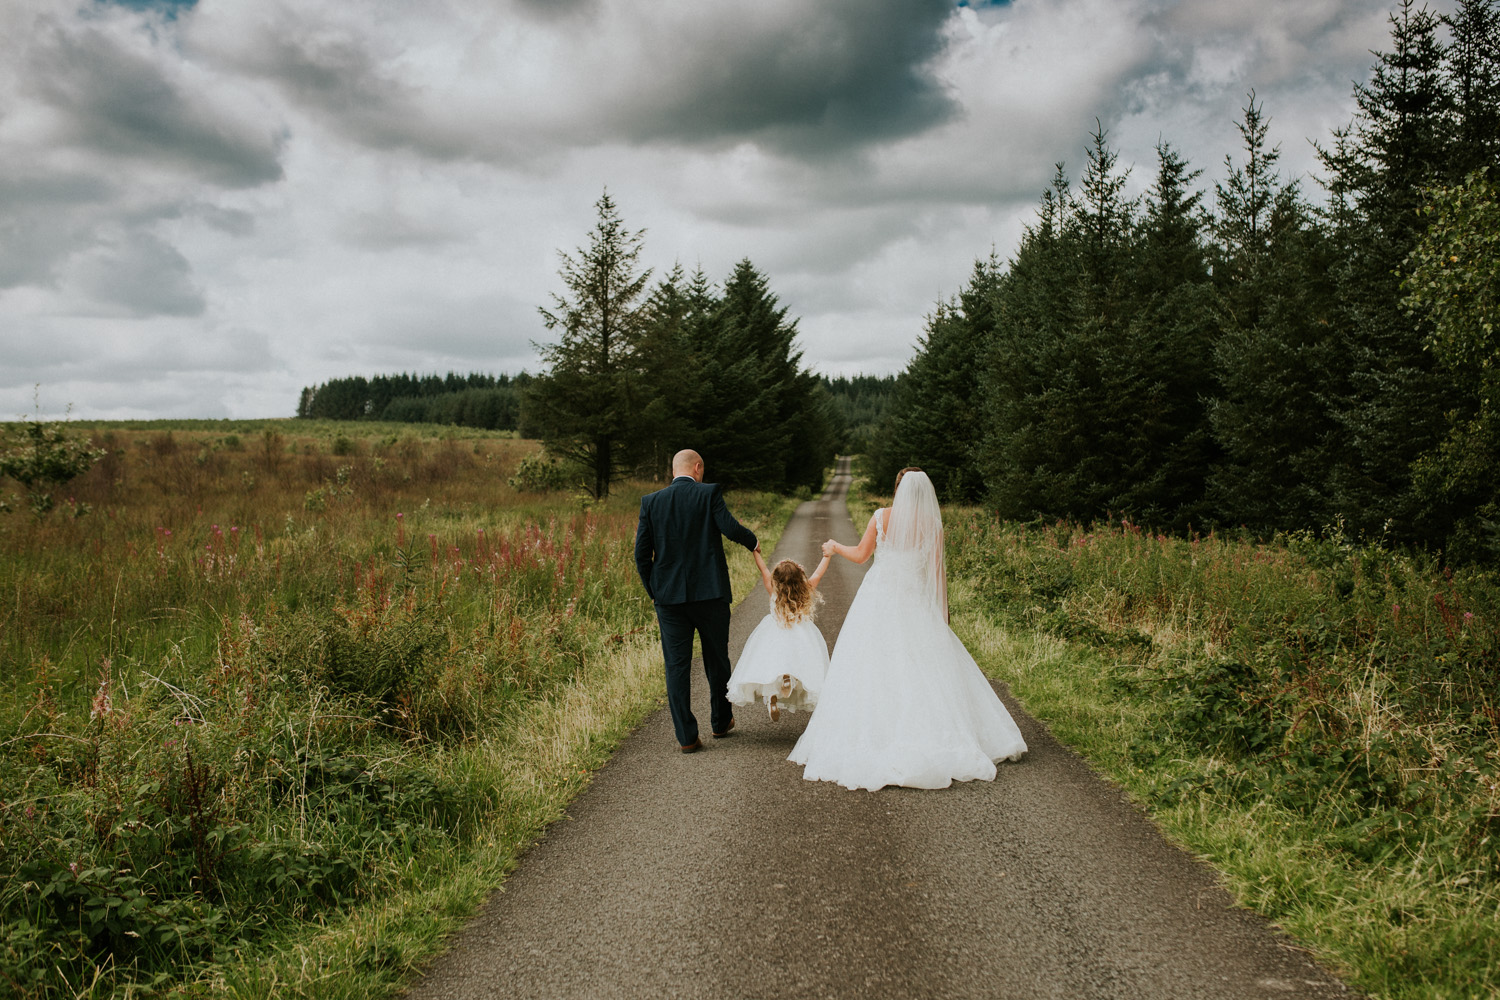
[
  {"left": 298, "top": 372, "right": 525, "bottom": 430},
  {"left": 526, "top": 191, "right": 655, "bottom": 498},
  {"left": 1207, "top": 96, "right": 1341, "bottom": 531},
  {"left": 976, "top": 134, "right": 1219, "bottom": 528},
  {"left": 875, "top": 2, "right": 1500, "bottom": 560},
  {"left": 1118, "top": 143, "right": 1218, "bottom": 525},
  {"left": 1444, "top": 0, "right": 1500, "bottom": 177},
  {"left": 1318, "top": 2, "right": 1463, "bottom": 542},
  {"left": 1404, "top": 166, "right": 1500, "bottom": 560},
  {"left": 820, "top": 374, "right": 898, "bottom": 456},
  {"left": 681, "top": 259, "right": 834, "bottom": 492},
  {"left": 679, "top": 260, "right": 800, "bottom": 490},
  {"left": 875, "top": 256, "right": 1000, "bottom": 502},
  {"left": 527, "top": 198, "right": 834, "bottom": 496}
]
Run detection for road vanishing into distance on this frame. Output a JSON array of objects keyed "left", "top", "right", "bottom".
[{"left": 406, "top": 458, "right": 1353, "bottom": 1000}]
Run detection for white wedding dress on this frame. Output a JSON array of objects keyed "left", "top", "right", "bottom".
[{"left": 788, "top": 472, "right": 1027, "bottom": 791}]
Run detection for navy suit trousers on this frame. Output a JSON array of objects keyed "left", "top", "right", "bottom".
[{"left": 655, "top": 598, "right": 733, "bottom": 746}]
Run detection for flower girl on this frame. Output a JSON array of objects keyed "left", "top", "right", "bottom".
[{"left": 728, "top": 549, "right": 832, "bottom": 721}]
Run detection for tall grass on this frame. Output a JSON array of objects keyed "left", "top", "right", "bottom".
[
  {"left": 0, "top": 421, "right": 795, "bottom": 998},
  {"left": 943, "top": 510, "right": 1499, "bottom": 999}
]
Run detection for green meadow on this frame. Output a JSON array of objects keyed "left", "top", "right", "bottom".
[
  {"left": 934, "top": 498, "right": 1500, "bottom": 1000},
  {"left": 0, "top": 420, "right": 795, "bottom": 999}
]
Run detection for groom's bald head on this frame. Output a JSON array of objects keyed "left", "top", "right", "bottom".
[{"left": 672, "top": 449, "right": 704, "bottom": 481}]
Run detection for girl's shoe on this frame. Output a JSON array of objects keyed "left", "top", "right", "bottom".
[
  {"left": 779, "top": 674, "right": 794, "bottom": 699},
  {"left": 768, "top": 693, "right": 781, "bottom": 722}
]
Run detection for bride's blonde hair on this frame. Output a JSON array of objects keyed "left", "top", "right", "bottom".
[{"left": 771, "top": 559, "right": 820, "bottom": 626}]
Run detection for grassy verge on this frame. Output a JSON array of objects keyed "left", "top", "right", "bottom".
[
  {"left": 0, "top": 419, "right": 797, "bottom": 999},
  {"left": 937, "top": 509, "right": 1499, "bottom": 1000}
]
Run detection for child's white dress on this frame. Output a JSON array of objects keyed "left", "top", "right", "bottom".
[{"left": 727, "top": 600, "right": 829, "bottom": 713}]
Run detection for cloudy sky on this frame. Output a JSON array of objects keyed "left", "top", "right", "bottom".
[{"left": 1, "top": 0, "right": 1428, "bottom": 419}]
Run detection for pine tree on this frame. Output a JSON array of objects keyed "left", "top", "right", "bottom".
[
  {"left": 526, "top": 191, "right": 653, "bottom": 498},
  {"left": 1113, "top": 143, "right": 1218, "bottom": 527},
  {"left": 634, "top": 264, "right": 704, "bottom": 481},
  {"left": 1208, "top": 95, "right": 1340, "bottom": 531},
  {"left": 653, "top": 260, "right": 832, "bottom": 491},
  {"left": 1443, "top": 0, "right": 1500, "bottom": 178},
  {"left": 977, "top": 130, "right": 1203, "bottom": 523},
  {"left": 874, "top": 254, "right": 1000, "bottom": 501},
  {"left": 977, "top": 165, "right": 1084, "bottom": 519},
  {"left": 1317, "top": 4, "right": 1453, "bottom": 539}
]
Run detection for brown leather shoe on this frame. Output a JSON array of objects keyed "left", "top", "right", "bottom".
[
  {"left": 680, "top": 738, "right": 703, "bottom": 753},
  {"left": 711, "top": 717, "right": 736, "bottom": 738}
]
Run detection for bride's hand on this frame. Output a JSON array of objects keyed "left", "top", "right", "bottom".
[{"left": 821, "top": 539, "right": 836, "bottom": 556}]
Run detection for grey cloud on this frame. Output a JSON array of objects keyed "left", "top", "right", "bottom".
[
  {"left": 0, "top": 0, "right": 1412, "bottom": 417},
  {"left": 0, "top": 324, "right": 273, "bottom": 385},
  {"left": 0, "top": 375, "right": 236, "bottom": 421},
  {"left": 203, "top": 18, "right": 492, "bottom": 161},
  {"left": 191, "top": 203, "right": 256, "bottom": 236},
  {"left": 338, "top": 209, "right": 466, "bottom": 250},
  {"left": 352, "top": 291, "right": 542, "bottom": 363},
  {"left": 514, "top": 0, "right": 597, "bottom": 21},
  {"left": 67, "top": 227, "right": 206, "bottom": 316},
  {"left": 27, "top": 16, "right": 284, "bottom": 187},
  {"left": 0, "top": 172, "right": 116, "bottom": 287},
  {"left": 609, "top": 0, "right": 958, "bottom": 156},
  {"left": 202, "top": 0, "right": 957, "bottom": 164}
]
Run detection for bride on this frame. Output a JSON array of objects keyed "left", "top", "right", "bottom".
[{"left": 788, "top": 468, "right": 1027, "bottom": 790}]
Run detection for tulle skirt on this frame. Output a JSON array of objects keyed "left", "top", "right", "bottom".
[
  {"left": 728, "top": 615, "right": 828, "bottom": 713},
  {"left": 789, "top": 559, "right": 1026, "bottom": 791}
]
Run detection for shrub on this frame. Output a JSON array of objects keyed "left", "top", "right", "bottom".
[
  {"left": 508, "top": 452, "right": 574, "bottom": 493},
  {"left": 0, "top": 419, "right": 105, "bottom": 516}
]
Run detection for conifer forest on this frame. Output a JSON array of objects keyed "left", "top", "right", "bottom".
[{"left": 875, "top": 0, "right": 1500, "bottom": 562}]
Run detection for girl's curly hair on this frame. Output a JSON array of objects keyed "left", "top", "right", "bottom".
[{"left": 771, "top": 559, "right": 821, "bottom": 626}]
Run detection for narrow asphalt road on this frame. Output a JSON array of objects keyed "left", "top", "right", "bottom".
[{"left": 406, "top": 459, "right": 1352, "bottom": 1000}]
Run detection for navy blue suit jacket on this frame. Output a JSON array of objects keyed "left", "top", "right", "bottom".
[{"left": 635, "top": 477, "right": 758, "bottom": 606}]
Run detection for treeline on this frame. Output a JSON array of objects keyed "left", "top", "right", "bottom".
[
  {"left": 824, "top": 374, "right": 898, "bottom": 457},
  {"left": 875, "top": 0, "right": 1500, "bottom": 561},
  {"left": 296, "top": 372, "right": 530, "bottom": 430},
  {"left": 527, "top": 194, "right": 843, "bottom": 497}
]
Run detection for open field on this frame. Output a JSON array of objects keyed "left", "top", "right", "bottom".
[{"left": 0, "top": 420, "right": 796, "bottom": 999}]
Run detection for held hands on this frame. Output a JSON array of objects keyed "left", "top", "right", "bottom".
[{"left": 821, "top": 539, "right": 838, "bottom": 557}]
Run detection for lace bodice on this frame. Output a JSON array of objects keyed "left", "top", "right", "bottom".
[{"left": 871, "top": 506, "right": 947, "bottom": 616}]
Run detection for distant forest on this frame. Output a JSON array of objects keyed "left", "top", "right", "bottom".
[
  {"left": 296, "top": 372, "right": 530, "bottom": 430},
  {"left": 296, "top": 369, "right": 896, "bottom": 457},
  {"left": 870, "top": 0, "right": 1500, "bottom": 561}
]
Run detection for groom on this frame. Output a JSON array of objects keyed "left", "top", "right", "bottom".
[{"left": 635, "top": 449, "right": 759, "bottom": 753}]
